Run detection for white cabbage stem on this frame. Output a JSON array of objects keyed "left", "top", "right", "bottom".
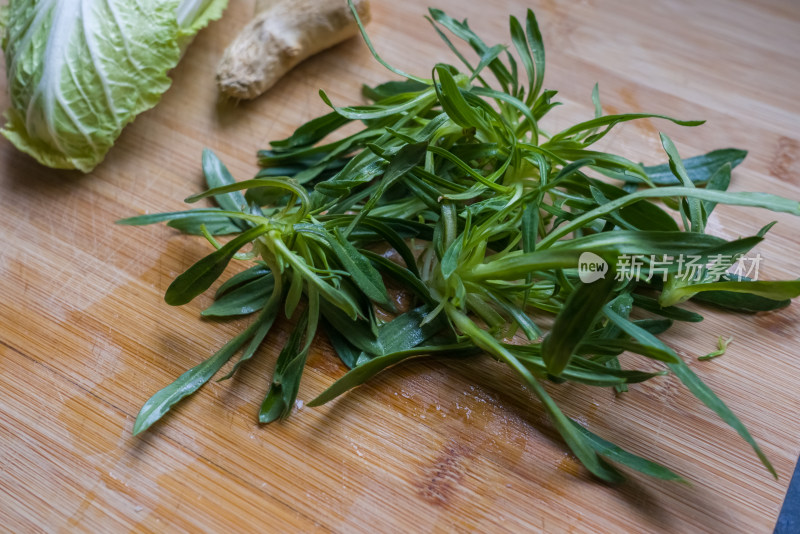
[
  {"left": 176, "top": 0, "right": 217, "bottom": 28},
  {"left": 216, "top": 0, "right": 371, "bottom": 99}
]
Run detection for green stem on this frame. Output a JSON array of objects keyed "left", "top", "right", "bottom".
[{"left": 270, "top": 233, "right": 360, "bottom": 319}]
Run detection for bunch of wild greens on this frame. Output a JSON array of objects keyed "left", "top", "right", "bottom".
[{"left": 119, "top": 5, "right": 800, "bottom": 483}]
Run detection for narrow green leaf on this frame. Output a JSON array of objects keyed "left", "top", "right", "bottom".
[
  {"left": 600, "top": 293, "right": 633, "bottom": 393},
  {"left": 117, "top": 209, "right": 262, "bottom": 227},
  {"left": 362, "top": 80, "right": 431, "bottom": 101},
  {"left": 270, "top": 112, "right": 352, "bottom": 150},
  {"left": 427, "top": 8, "right": 515, "bottom": 92},
  {"left": 662, "top": 280, "right": 800, "bottom": 307},
  {"left": 320, "top": 87, "right": 436, "bottom": 121},
  {"left": 510, "top": 346, "right": 664, "bottom": 387},
  {"left": 318, "top": 296, "right": 380, "bottom": 353},
  {"left": 471, "top": 231, "right": 759, "bottom": 282},
  {"left": 375, "top": 306, "right": 449, "bottom": 355},
  {"left": 570, "top": 421, "right": 687, "bottom": 482},
  {"left": 133, "top": 317, "right": 261, "bottom": 435},
  {"left": 215, "top": 265, "right": 271, "bottom": 298},
  {"left": 660, "top": 133, "right": 703, "bottom": 233},
  {"left": 524, "top": 8, "right": 545, "bottom": 105},
  {"left": 546, "top": 114, "right": 703, "bottom": 147},
  {"left": 486, "top": 292, "right": 541, "bottom": 340},
  {"left": 325, "top": 228, "right": 392, "bottom": 309},
  {"left": 701, "top": 162, "right": 732, "bottom": 218},
  {"left": 440, "top": 234, "right": 464, "bottom": 280},
  {"left": 260, "top": 309, "right": 311, "bottom": 423},
  {"left": 362, "top": 250, "right": 434, "bottom": 306},
  {"left": 509, "top": 14, "right": 534, "bottom": 104},
  {"left": 526, "top": 374, "right": 624, "bottom": 482},
  {"left": 310, "top": 308, "right": 453, "bottom": 406},
  {"left": 603, "top": 307, "right": 680, "bottom": 364},
  {"left": 591, "top": 84, "right": 602, "bottom": 119},
  {"left": 692, "top": 289, "right": 790, "bottom": 312},
  {"left": 164, "top": 215, "right": 241, "bottom": 236},
  {"left": 668, "top": 360, "right": 776, "bottom": 478},
  {"left": 632, "top": 318, "right": 674, "bottom": 335},
  {"left": 631, "top": 293, "right": 703, "bottom": 322},
  {"left": 218, "top": 295, "right": 282, "bottom": 380},
  {"left": 347, "top": 0, "right": 430, "bottom": 84},
  {"left": 581, "top": 178, "right": 679, "bottom": 231},
  {"left": 341, "top": 217, "right": 421, "bottom": 278},
  {"left": 202, "top": 149, "right": 249, "bottom": 226},
  {"left": 309, "top": 342, "right": 475, "bottom": 407},
  {"left": 471, "top": 44, "right": 507, "bottom": 82},
  {"left": 165, "top": 225, "right": 267, "bottom": 306},
  {"left": 555, "top": 148, "right": 650, "bottom": 184},
  {"left": 638, "top": 148, "right": 747, "bottom": 186},
  {"left": 542, "top": 273, "right": 617, "bottom": 375},
  {"left": 346, "top": 141, "right": 429, "bottom": 233},
  {"left": 433, "top": 64, "right": 486, "bottom": 129},
  {"left": 285, "top": 270, "right": 304, "bottom": 318},
  {"left": 185, "top": 178, "right": 310, "bottom": 218},
  {"left": 323, "top": 319, "right": 363, "bottom": 369},
  {"left": 203, "top": 273, "right": 274, "bottom": 317},
  {"left": 471, "top": 85, "right": 539, "bottom": 142}
]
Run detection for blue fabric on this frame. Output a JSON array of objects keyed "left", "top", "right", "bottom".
[{"left": 775, "top": 458, "right": 800, "bottom": 533}]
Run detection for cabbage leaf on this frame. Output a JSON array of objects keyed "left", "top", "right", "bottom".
[{"left": 1, "top": 0, "right": 228, "bottom": 173}]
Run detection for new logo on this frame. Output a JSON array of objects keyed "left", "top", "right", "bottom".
[{"left": 578, "top": 252, "right": 608, "bottom": 283}]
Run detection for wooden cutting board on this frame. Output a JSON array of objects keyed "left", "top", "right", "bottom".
[{"left": 2, "top": 0, "right": 799, "bottom": 532}]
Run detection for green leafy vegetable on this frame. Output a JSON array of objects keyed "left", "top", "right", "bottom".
[
  {"left": 119, "top": 2, "right": 800, "bottom": 485},
  {"left": 1, "top": 0, "right": 228, "bottom": 172}
]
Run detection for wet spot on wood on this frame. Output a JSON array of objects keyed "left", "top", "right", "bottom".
[
  {"left": 305, "top": 345, "right": 348, "bottom": 377},
  {"left": 640, "top": 361, "right": 681, "bottom": 404},
  {"left": 754, "top": 306, "right": 799, "bottom": 337},
  {"left": 556, "top": 453, "right": 581, "bottom": 477},
  {"left": 769, "top": 136, "right": 799, "bottom": 181},
  {"left": 418, "top": 440, "right": 472, "bottom": 506},
  {"left": 66, "top": 490, "right": 98, "bottom": 528}
]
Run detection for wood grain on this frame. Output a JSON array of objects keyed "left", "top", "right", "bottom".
[{"left": 1, "top": 0, "right": 799, "bottom": 532}]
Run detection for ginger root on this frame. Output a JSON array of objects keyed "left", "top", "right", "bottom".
[{"left": 217, "top": 0, "right": 371, "bottom": 99}]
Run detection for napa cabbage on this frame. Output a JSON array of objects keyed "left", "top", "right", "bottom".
[{"left": 1, "top": 0, "right": 227, "bottom": 172}]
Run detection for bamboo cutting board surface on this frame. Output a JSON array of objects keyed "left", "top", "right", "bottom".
[{"left": 2, "top": 0, "right": 800, "bottom": 532}]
